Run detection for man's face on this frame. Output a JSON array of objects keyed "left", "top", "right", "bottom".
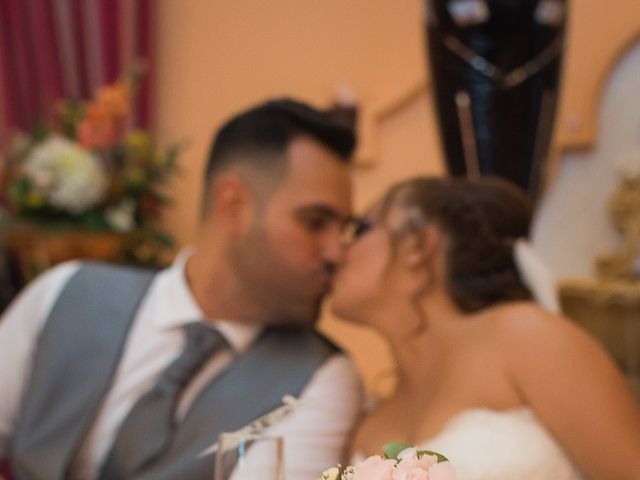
[{"left": 230, "top": 135, "right": 352, "bottom": 326}]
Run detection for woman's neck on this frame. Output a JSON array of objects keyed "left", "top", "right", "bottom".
[{"left": 386, "top": 293, "right": 467, "bottom": 395}]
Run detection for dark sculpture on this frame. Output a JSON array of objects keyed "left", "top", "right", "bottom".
[{"left": 425, "top": 0, "right": 568, "bottom": 199}]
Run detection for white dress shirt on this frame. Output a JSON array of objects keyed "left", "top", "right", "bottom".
[{"left": 0, "top": 251, "right": 363, "bottom": 479}]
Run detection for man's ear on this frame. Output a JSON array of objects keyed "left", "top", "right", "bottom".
[{"left": 209, "top": 174, "right": 254, "bottom": 233}]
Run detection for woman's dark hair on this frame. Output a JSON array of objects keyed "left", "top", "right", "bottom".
[{"left": 381, "top": 176, "right": 534, "bottom": 312}]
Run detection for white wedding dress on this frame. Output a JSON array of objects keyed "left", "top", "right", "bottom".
[{"left": 415, "top": 407, "right": 584, "bottom": 480}]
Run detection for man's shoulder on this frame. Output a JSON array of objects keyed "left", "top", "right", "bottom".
[
  {"left": 57, "top": 260, "right": 161, "bottom": 295},
  {"left": 72, "top": 260, "right": 162, "bottom": 279},
  {"left": 42, "top": 261, "right": 160, "bottom": 330}
]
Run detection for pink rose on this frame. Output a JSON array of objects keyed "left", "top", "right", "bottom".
[
  {"left": 351, "top": 455, "right": 397, "bottom": 480},
  {"left": 396, "top": 449, "right": 438, "bottom": 471},
  {"left": 427, "top": 462, "right": 456, "bottom": 480},
  {"left": 393, "top": 467, "right": 430, "bottom": 480}
]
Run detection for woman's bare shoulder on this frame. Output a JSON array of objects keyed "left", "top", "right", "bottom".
[
  {"left": 486, "top": 301, "right": 608, "bottom": 368},
  {"left": 490, "top": 302, "right": 584, "bottom": 343},
  {"left": 488, "top": 301, "right": 622, "bottom": 384}
]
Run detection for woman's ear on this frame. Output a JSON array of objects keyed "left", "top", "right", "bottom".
[{"left": 401, "top": 225, "right": 441, "bottom": 270}]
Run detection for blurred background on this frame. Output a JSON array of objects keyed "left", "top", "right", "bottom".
[{"left": 1, "top": 0, "right": 639, "bottom": 399}]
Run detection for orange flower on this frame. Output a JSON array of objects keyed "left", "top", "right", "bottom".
[
  {"left": 95, "top": 82, "right": 132, "bottom": 118},
  {"left": 77, "top": 103, "right": 123, "bottom": 149},
  {"left": 76, "top": 79, "right": 133, "bottom": 149}
]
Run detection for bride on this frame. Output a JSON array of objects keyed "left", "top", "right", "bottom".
[{"left": 331, "top": 176, "right": 640, "bottom": 479}]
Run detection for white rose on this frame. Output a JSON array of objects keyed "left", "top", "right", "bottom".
[
  {"left": 105, "top": 198, "right": 136, "bottom": 232},
  {"left": 24, "top": 135, "right": 108, "bottom": 213}
]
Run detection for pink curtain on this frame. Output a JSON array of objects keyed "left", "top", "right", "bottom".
[{"left": 0, "top": 0, "right": 154, "bottom": 148}]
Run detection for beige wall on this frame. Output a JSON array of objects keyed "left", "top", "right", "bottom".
[
  {"left": 154, "top": 1, "right": 640, "bottom": 397},
  {"left": 154, "top": 0, "right": 437, "bottom": 243}
]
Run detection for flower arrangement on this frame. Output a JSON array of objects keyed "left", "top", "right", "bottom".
[
  {"left": 319, "top": 443, "right": 456, "bottom": 480},
  {"left": 1, "top": 66, "right": 180, "bottom": 267}
]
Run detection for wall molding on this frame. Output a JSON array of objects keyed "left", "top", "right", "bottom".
[
  {"left": 353, "top": 29, "right": 640, "bottom": 164},
  {"left": 556, "top": 30, "right": 640, "bottom": 152},
  {"left": 355, "top": 75, "right": 430, "bottom": 167}
]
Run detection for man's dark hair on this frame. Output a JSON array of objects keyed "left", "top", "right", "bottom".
[{"left": 202, "top": 98, "right": 356, "bottom": 212}]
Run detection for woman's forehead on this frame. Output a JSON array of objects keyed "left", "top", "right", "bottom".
[
  {"left": 365, "top": 184, "right": 429, "bottom": 231},
  {"left": 367, "top": 199, "right": 426, "bottom": 235}
]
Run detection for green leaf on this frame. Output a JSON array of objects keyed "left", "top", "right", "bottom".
[
  {"left": 8, "top": 179, "right": 31, "bottom": 206},
  {"left": 78, "top": 210, "right": 109, "bottom": 230},
  {"left": 152, "top": 231, "right": 176, "bottom": 248},
  {"left": 417, "top": 450, "right": 449, "bottom": 463},
  {"left": 383, "top": 442, "right": 412, "bottom": 460}
]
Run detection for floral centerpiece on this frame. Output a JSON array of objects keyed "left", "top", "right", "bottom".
[
  {"left": 319, "top": 443, "right": 456, "bottom": 480},
  {"left": 0, "top": 66, "right": 180, "bottom": 274}
]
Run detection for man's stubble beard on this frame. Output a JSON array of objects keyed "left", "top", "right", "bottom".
[{"left": 228, "top": 225, "right": 324, "bottom": 327}]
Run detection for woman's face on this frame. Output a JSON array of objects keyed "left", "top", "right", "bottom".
[
  {"left": 331, "top": 197, "right": 427, "bottom": 323},
  {"left": 331, "top": 213, "right": 392, "bottom": 323}
]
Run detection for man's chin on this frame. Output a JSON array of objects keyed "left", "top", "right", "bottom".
[
  {"left": 272, "top": 301, "right": 322, "bottom": 328},
  {"left": 267, "top": 316, "right": 317, "bottom": 329}
]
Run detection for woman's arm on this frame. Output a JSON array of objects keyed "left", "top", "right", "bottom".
[{"left": 503, "top": 305, "right": 640, "bottom": 479}]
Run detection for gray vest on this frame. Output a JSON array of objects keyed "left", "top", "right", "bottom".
[{"left": 9, "top": 262, "right": 338, "bottom": 480}]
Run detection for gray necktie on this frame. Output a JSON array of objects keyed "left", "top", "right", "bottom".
[{"left": 98, "top": 322, "right": 227, "bottom": 479}]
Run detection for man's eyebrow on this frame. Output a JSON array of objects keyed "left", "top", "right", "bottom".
[{"left": 294, "top": 204, "right": 350, "bottom": 222}]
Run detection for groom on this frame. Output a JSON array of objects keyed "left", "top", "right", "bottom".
[{"left": 0, "top": 98, "right": 362, "bottom": 479}]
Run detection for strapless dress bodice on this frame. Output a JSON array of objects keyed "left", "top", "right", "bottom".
[{"left": 415, "top": 407, "right": 584, "bottom": 480}]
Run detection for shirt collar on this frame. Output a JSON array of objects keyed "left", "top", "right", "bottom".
[{"left": 151, "top": 248, "right": 262, "bottom": 353}]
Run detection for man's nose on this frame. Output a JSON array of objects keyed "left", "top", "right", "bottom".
[{"left": 321, "top": 226, "right": 347, "bottom": 266}]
